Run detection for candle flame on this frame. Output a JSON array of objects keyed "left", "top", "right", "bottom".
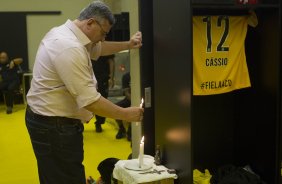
[{"left": 140, "top": 98, "right": 144, "bottom": 108}]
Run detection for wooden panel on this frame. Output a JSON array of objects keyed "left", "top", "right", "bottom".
[{"left": 153, "top": 0, "right": 192, "bottom": 183}]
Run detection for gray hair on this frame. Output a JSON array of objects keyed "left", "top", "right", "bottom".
[{"left": 78, "top": 1, "right": 115, "bottom": 25}]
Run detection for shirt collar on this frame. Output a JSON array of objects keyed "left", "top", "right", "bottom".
[{"left": 65, "top": 19, "right": 91, "bottom": 46}]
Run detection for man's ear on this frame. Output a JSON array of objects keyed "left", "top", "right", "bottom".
[
  {"left": 87, "top": 18, "right": 95, "bottom": 26},
  {"left": 85, "top": 19, "right": 95, "bottom": 31}
]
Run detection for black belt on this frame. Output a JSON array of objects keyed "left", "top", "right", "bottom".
[{"left": 26, "top": 105, "right": 81, "bottom": 125}]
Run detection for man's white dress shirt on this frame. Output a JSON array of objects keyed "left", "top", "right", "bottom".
[{"left": 27, "top": 20, "right": 102, "bottom": 121}]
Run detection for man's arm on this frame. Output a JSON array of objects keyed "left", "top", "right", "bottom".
[
  {"left": 53, "top": 47, "right": 142, "bottom": 122},
  {"left": 9, "top": 58, "right": 23, "bottom": 69},
  {"left": 100, "top": 31, "right": 142, "bottom": 56},
  {"left": 85, "top": 96, "right": 143, "bottom": 122},
  {"left": 12, "top": 58, "right": 23, "bottom": 65}
]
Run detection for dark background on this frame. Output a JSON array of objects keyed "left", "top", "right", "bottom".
[
  {"left": 0, "top": 13, "right": 28, "bottom": 71},
  {"left": 138, "top": 0, "right": 282, "bottom": 183}
]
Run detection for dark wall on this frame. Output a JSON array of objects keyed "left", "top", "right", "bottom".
[
  {"left": 153, "top": 0, "right": 192, "bottom": 183},
  {"left": 139, "top": 0, "right": 281, "bottom": 183},
  {"left": 107, "top": 12, "right": 129, "bottom": 41},
  {"left": 192, "top": 8, "right": 281, "bottom": 184},
  {"left": 0, "top": 13, "right": 28, "bottom": 71},
  {"left": 193, "top": 94, "right": 236, "bottom": 171},
  {"left": 234, "top": 10, "right": 281, "bottom": 183}
]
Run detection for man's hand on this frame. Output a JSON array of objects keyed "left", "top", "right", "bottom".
[
  {"left": 124, "top": 107, "right": 144, "bottom": 122},
  {"left": 9, "top": 60, "right": 15, "bottom": 69},
  {"left": 128, "top": 31, "right": 142, "bottom": 49},
  {"left": 100, "top": 32, "right": 142, "bottom": 55}
]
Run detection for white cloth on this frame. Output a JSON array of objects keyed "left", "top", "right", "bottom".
[
  {"left": 27, "top": 20, "right": 102, "bottom": 121},
  {"left": 113, "top": 156, "right": 177, "bottom": 184}
]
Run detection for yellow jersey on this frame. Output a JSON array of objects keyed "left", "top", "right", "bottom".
[{"left": 193, "top": 12, "right": 258, "bottom": 95}]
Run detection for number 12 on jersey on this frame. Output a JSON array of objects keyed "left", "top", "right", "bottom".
[{"left": 202, "top": 16, "right": 230, "bottom": 53}]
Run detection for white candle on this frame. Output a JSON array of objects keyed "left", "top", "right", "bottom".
[{"left": 139, "top": 136, "right": 144, "bottom": 168}]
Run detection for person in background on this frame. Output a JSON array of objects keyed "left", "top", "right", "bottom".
[
  {"left": 115, "top": 72, "right": 131, "bottom": 141},
  {"left": 0, "top": 51, "right": 23, "bottom": 114},
  {"left": 92, "top": 54, "right": 115, "bottom": 132},
  {"left": 25, "top": 1, "right": 143, "bottom": 184}
]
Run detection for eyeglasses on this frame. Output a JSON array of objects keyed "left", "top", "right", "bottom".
[{"left": 95, "top": 20, "right": 109, "bottom": 37}]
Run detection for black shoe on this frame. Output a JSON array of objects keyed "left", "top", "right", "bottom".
[
  {"left": 6, "top": 107, "right": 12, "bottom": 114},
  {"left": 127, "top": 135, "right": 132, "bottom": 141},
  {"left": 116, "top": 129, "right": 126, "bottom": 139},
  {"left": 95, "top": 124, "right": 102, "bottom": 133},
  {"left": 127, "top": 126, "right": 132, "bottom": 141}
]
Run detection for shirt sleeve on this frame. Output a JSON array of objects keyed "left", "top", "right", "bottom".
[
  {"left": 53, "top": 46, "right": 101, "bottom": 109},
  {"left": 247, "top": 11, "right": 258, "bottom": 27}
]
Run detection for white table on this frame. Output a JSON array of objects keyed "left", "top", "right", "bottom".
[{"left": 113, "top": 157, "right": 176, "bottom": 184}]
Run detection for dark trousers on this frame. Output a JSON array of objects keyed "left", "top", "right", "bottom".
[
  {"left": 0, "top": 79, "right": 19, "bottom": 107},
  {"left": 25, "top": 106, "right": 86, "bottom": 184},
  {"left": 116, "top": 98, "right": 131, "bottom": 131},
  {"left": 95, "top": 80, "right": 108, "bottom": 125}
]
